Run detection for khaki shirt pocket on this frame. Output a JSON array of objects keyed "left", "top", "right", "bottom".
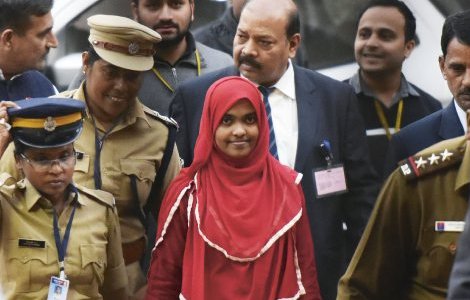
[
  {"left": 421, "top": 233, "right": 458, "bottom": 287},
  {"left": 79, "top": 244, "right": 107, "bottom": 286},
  {"left": 120, "top": 158, "right": 156, "bottom": 206},
  {"left": 6, "top": 240, "right": 48, "bottom": 292}
]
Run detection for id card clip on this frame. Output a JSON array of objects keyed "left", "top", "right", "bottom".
[{"left": 320, "top": 139, "right": 334, "bottom": 168}]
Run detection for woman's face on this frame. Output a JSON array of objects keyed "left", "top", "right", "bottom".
[
  {"left": 15, "top": 144, "right": 75, "bottom": 201},
  {"left": 82, "top": 52, "right": 143, "bottom": 123},
  {"left": 215, "top": 99, "right": 259, "bottom": 158}
]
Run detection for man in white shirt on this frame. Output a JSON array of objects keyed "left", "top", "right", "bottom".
[{"left": 170, "top": 0, "right": 379, "bottom": 299}]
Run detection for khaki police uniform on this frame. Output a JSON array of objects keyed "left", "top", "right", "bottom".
[
  {"left": 0, "top": 15, "right": 180, "bottom": 296},
  {"left": 338, "top": 135, "right": 469, "bottom": 299},
  {"left": 0, "top": 174, "right": 127, "bottom": 299},
  {"left": 58, "top": 84, "right": 181, "bottom": 294}
]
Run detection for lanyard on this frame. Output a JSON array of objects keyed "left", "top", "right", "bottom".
[
  {"left": 374, "top": 99, "right": 403, "bottom": 140},
  {"left": 151, "top": 49, "right": 201, "bottom": 93},
  {"left": 53, "top": 198, "right": 77, "bottom": 279},
  {"left": 92, "top": 117, "right": 119, "bottom": 189}
]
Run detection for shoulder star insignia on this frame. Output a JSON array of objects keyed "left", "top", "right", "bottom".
[
  {"left": 415, "top": 156, "right": 428, "bottom": 169},
  {"left": 440, "top": 149, "right": 453, "bottom": 161},
  {"left": 428, "top": 153, "right": 440, "bottom": 165}
]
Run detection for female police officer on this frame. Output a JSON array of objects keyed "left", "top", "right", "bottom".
[
  {"left": 0, "top": 98, "right": 127, "bottom": 299},
  {"left": 0, "top": 15, "right": 182, "bottom": 298}
]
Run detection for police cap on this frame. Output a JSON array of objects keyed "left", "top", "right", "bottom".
[
  {"left": 8, "top": 98, "right": 86, "bottom": 149},
  {"left": 88, "top": 14, "right": 161, "bottom": 71}
]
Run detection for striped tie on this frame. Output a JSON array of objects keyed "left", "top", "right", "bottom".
[{"left": 258, "top": 86, "right": 279, "bottom": 159}]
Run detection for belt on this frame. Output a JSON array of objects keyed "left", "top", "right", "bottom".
[{"left": 122, "top": 236, "right": 146, "bottom": 265}]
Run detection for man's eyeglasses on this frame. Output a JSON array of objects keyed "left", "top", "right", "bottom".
[{"left": 19, "top": 151, "right": 77, "bottom": 171}]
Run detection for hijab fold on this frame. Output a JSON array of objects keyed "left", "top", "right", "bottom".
[{"left": 156, "top": 76, "right": 303, "bottom": 259}]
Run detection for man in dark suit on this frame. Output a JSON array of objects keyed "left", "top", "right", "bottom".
[
  {"left": 170, "top": 0, "right": 379, "bottom": 299},
  {"left": 384, "top": 10, "right": 470, "bottom": 176}
]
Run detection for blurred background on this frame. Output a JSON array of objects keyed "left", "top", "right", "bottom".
[{"left": 47, "top": 0, "right": 470, "bottom": 104}]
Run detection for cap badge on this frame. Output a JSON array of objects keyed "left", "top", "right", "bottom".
[
  {"left": 44, "top": 117, "right": 57, "bottom": 132},
  {"left": 128, "top": 42, "right": 140, "bottom": 55}
]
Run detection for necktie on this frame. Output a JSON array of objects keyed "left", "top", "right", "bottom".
[{"left": 258, "top": 86, "right": 279, "bottom": 159}]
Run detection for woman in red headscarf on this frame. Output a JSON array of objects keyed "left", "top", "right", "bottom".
[{"left": 146, "top": 76, "right": 321, "bottom": 300}]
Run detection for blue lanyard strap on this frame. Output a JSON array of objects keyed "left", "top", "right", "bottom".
[
  {"left": 91, "top": 116, "right": 120, "bottom": 190},
  {"left": 53, "top": 196, "right": 77, "bottom": 277}
]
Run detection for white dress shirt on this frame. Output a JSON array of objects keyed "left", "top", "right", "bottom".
[
  {"left": 269, "top": 61, "right": 298, "bottom": 168},
  {"left": 454, "top": 99, "right": 467, "bottom": 133}
]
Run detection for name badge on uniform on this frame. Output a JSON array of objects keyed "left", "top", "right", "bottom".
[
  {"left": 47, "top": 276, "right": 69, "bottom": 300},
  {"left": 18, "top": 238, "right": 46, "bottom": 248},
  {"left": 314, "top": 164, "right": 348, "bottom": 198},
  {"left": 435, "top": 221, "right": 465, "bottom": 232}
]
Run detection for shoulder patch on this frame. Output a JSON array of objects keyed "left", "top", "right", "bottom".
[
  {"left": 0, "top": 172, "right": 16, "bottom": 186},
  {"left": 398, "top": 146, "right": 464, "bottom": 181},
  {"left": 142, "top": 106, "right": 178, "bottom": 129},
  {"left": 76, "top": 184, "right": 116, "bottom": 208}
]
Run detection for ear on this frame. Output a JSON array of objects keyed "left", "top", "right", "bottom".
[
  {"left": 288, "top": 33, "right": 301, "bottom": 59},
  {"left": 439, "top": 55, "right": 446, "bottom": 80},
  {"left": 82, "top": 51, "right": 90, "bottom": 70},
  {"left": 190, "top": 1, "right": 195, "bottom": 22},
  {"left": 130, "top": 2, "right": 138, "bottom": 21},
  {"left": 0, "top": 29, "right": 14, "bottom": 49},
  {"left": 403, "top": 39, "right": 416, "bottom": 59}
]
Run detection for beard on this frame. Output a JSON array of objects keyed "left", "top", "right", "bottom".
[{"left": 158, "top": 29, "right": 188, "bottom": 48}]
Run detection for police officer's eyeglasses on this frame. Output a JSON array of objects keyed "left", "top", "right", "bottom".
[{"left": 19, "top": 151, "right": 77, "bottom": 171}]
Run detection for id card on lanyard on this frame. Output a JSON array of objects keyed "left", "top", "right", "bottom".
[
  {"left": 314, "top": 140, "right": 348, "bottom": 198},
  {"left": 47, "top": 201, "right": 77, "bottom": 300}
]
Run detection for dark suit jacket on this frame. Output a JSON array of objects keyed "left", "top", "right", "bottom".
[
  {"left": 384, "top": 102, "right": 464, "bottom": 176},
  {"left": 170, "top": 65, "right": 379, "bottom": 300}
]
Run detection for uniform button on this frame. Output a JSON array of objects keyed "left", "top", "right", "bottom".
[
  {"left": 23, "top": 256, "right": 28, "bottom": 262},
  {"left": 449, "top": 242, "right": 457, "bottom": 254}
]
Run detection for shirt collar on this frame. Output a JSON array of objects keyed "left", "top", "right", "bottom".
[
  {"left": 240, "top": 59, "right": 296, "bottom": 100},
  {"left": 454, "top": 99, "right": 467, "bottom": 134},
  {"left": 270, "top": 59, "right": 296, "bottom": 100},
  {"left": 349, "top": 71, "right": 419, "bottom": 101},
  {"left": 0, "top": 67, "right": 23, "bottom": 81},
  {"left": 21, "top": 179, "right": 84, "bottom": 211},
  {"left": 155, "top": 32, "right": 203, "bottom": 68}
]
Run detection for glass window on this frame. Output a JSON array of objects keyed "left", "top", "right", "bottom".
[{"left": 430, "top": 0, "right": 470, "bottom": 16}]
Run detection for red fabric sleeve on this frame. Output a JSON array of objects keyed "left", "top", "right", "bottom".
[
  {"left": 296, "top": 189, "right": 323, "bottom": 300},
  {"left": 146, "top": 199, "right": 188, "bottom": 300}
]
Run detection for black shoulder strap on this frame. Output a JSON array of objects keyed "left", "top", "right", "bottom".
[{"left": 144, "top": 124, "right": 177, "bottom": 220}]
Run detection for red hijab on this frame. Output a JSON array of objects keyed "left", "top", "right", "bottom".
[{"left": 156, "top": 76, "right": 303, "bottom": 259}]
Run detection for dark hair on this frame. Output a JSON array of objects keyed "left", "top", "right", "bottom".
[
  {"left": 85, "top": 45, "right": 102, "bottom": 66},
  {"left": 286, "top": 7, "right": 300, "bottom": 38},
  {"left": 356, "top": 0, "right": 416, "bottom": 43},
  {"left": 13, "top": 139, "right": 29, "bottom": 154},
  {"left": 0, "top": 0, "right": 53, "bottom": 35},
  {"left": 131, "top": 0, "right": 194, "bottom": 6},
  {"left": 441, "top": 10, "right": 470, "bottom": 57}
]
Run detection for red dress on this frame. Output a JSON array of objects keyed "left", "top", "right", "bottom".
[{"left": 146, "top": 77, "right": 322, "bottom": 299}]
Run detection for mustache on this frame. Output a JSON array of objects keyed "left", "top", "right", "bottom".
[
  {"left": 154, "top": 21, "right": 178, "bottom": 29},
  {"left": 238, "top": 55, "right": 262, "bottom": 69},
  {"left": 458, "top": 88, "right": 470, "bottom": 97}
]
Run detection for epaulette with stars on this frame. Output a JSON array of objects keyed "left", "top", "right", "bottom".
[
  {"left": 398, "top": 144, "right": 465, "bottom": 181},
  {"left": 142, "top": 106, "right": 178, "bottom": 129}
]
